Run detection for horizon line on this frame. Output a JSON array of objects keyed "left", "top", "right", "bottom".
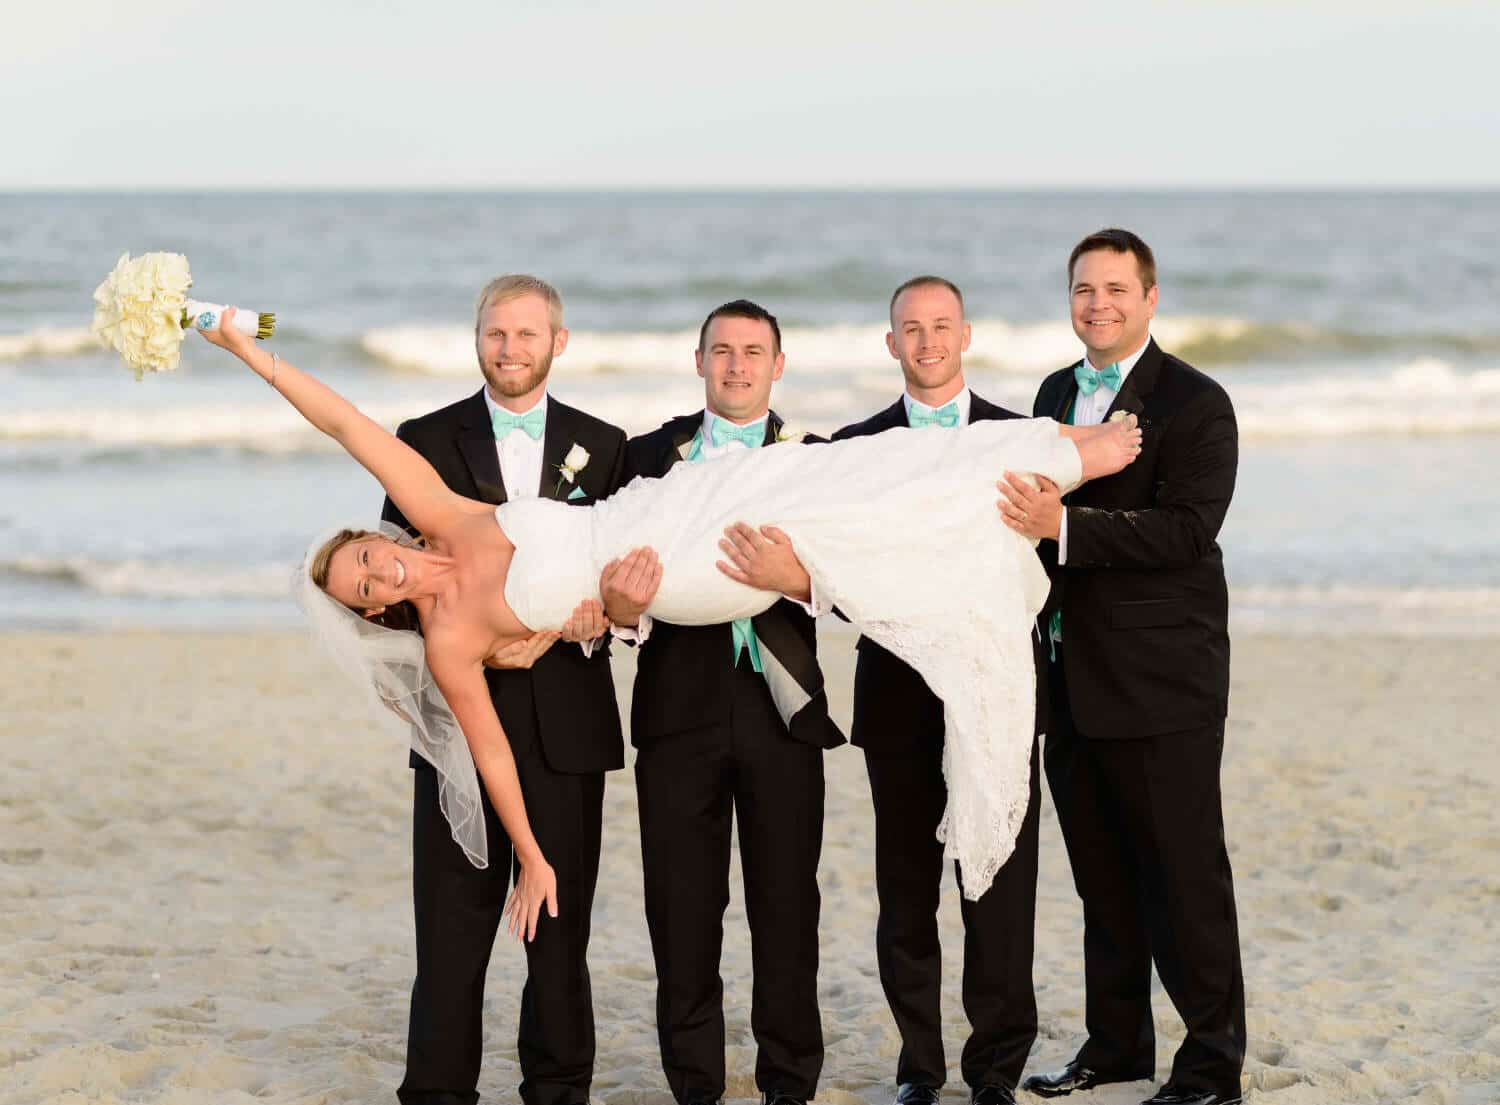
[{"left": 3, "top": 183, "right": 1499, "bottom": 196}]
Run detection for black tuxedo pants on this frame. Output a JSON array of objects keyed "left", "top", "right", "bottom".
[
  {"left": 861, "top": 677, "right": 1041, "bottom": 1091},
  {"left": 1044, "top": 654, "right": 1246, "bottom": 1099},
  {"left": 399, "top": 679, "right": 606, "bottom": 1105},
  {"left": 634, "top": 658, "right": 826, "bottom": 1104}
]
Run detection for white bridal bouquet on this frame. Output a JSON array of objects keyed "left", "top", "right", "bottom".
[{"left": 91, "top": 252, "right": 275, "bottom": 379}]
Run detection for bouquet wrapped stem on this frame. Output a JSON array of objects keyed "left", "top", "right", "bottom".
[{"left": 182, "top": 300, "right": 276, "bottom": 340}]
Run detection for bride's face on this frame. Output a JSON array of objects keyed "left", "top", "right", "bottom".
[{"left": 325, "top": 536, "right": 412, "bottom": 615}]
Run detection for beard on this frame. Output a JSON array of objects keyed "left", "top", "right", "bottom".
[{"left": 481, "top": 348, "right": 553, "bottom": 398}]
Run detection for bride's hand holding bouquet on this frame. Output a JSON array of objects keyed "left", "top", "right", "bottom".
[{"left": 91, "top": 251, "right": 274, "bottom": 379}]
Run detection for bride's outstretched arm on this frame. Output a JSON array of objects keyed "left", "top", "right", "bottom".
[
  {"left": 198, "top": 310, "right": 479, "bottom": 539},
  {"left": 429, "top": 656, "right": 557, "bottom": 942}
]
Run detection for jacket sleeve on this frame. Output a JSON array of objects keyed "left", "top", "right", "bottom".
[{"left": 1065, "top": 388, "right": 1238, "bottom": 571}]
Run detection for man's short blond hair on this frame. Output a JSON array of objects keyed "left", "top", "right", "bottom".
[{"left": 475, "top": 274, "right": 564, "bottom": 332}]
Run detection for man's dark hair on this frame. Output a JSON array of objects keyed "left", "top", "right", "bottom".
[
  {"left": 698, "top": 299, "right": 782, "bottom": 354},
  {"left": 1067, "top": 228, "right": 1157, "bottom": 291},
  {"left": 889, "top": 275, "right": 965, "bottom": 319}
]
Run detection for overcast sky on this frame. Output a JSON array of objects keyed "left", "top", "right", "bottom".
[{"left": 5, "top": 0, "right": 1496, "bottom": 190}]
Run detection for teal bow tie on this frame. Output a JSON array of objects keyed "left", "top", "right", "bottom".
[
  {"left": 492, "top": 406, "right": 546, "bottom": 441},
  {"left": 710, "top": 417, "right": 766, "bottom": 450},
  {"left": 1074, "top": 360, "right": 1122, "bottom": 396},
  {"left": 908, "top": 400, "right": 960, "bottom": 429}
]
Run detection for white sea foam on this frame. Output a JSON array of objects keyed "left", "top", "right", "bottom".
[
  {"left": 0, "top": 326, "right": 99, "bottom": 360},
  {"left": 1232, "top": 359, "right": 1500, "bottom": 437},
  {"left": 0, "top": 403, "right": 424, "bottom": 452},
  {"left": 359, "top": 316, "right": 1261, "bottom": 377},
  {"left": 4, "top": 556, "right": 290, "bottom": 599},
  {"left": 5, "top": 359, "right": 1499, "bottom": 450}
]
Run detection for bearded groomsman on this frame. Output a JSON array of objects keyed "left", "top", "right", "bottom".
[
  {"left": 1001, "top": 230, "right": 1245, "bottom": 1105},
  {"left": 383, "top": 275, "right": 628, "bottom": 1105},
  {"left": 600, "top": 299, "right": 843, "bottom": 1105},
  {"left": 826, "top": 276, "right": 1047, "bottom": 1105}
]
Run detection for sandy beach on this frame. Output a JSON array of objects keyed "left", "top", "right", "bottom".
[{"left": 3, "top": 627, "right": 1497, "bottom": 1105}]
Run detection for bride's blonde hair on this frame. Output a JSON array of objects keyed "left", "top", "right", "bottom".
[{"left": 308, "top": 528, "right": 423, "bottom": 633}]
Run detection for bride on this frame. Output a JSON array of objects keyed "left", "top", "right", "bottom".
[{"left": 198, "top": 310, "right": 1140, "bottom": 936}]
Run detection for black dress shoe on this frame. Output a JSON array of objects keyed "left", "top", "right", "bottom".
[
  {"left": 895, "top": 1085, "right": 940, "bottom": 1105},
  {"left": 762, "top": 1094, "right": 806, "bottom": 1105},
  {"left": 1140, "top": 1089, "right": 1242, "bottom": 1105},
  {"left": 970, "top": 1086, "right": 1017, "bottom": 1105},
  {"left": 1022, "top": 1059, "right": 1150, "bottom": 1097}
]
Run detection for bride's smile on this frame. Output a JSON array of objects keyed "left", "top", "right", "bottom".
[{"left": 325, "top": 536, "right": 456, "bottom": 611}]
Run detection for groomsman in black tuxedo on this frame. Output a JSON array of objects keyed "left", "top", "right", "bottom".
[
  {"left": 383, "top": 275, "right": 629, "bottom": 1105},
  {"left": 830, "top": 276, "right": 1047, "bottom": 1105},
  {"left": 1001, "top": 231, "right": 1245, "bottom": 1105},
  {"left": 600, "top": 300, "right": 843, "bottom": 1105}
]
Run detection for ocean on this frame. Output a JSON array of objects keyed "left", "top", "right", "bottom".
[{"left": 3, "top": 190, "right": 1497, "bottom": 633}]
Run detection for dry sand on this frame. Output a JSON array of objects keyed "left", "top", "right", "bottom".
[{"left": 2, "top": 628, "right": 1497, "bottom": 1105}]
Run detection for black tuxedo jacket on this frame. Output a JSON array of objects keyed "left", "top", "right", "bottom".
[
  {"left": 382, "top": 388, "right": 629, "bottom": 774},
  {"left": 622, "top": 409, "right": 842, "bottom": 750},
  {"left": 1034, "top": 339, "right": 1237, "bottom": 738},
  {"left": 832, "top": 392, "right": 1031, "bottom": 751}
]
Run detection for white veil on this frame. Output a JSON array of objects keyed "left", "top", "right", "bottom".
[{"left": 293, "top": 523, "right": 488, "bottom": 868}]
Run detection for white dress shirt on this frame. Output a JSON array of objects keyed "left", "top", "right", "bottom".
[
  {"left": 1058, "top": 337, "right": 1150, "bottom": 564},
  {"left": 483, "top": 389, "right": 548, "bottom": 500}
]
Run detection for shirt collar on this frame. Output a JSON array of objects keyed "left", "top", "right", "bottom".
[
  {"left": 903, "top": 386, "right": 972, "bottom": 425},
  {"left": 1081, "top": 335, "right": 1151, "bottom": 391},
  {"left": 484, "top": 389, "right": 548, "bottom": 423}
]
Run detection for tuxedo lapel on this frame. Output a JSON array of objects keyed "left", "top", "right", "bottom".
[
  {"left": 457, "top": 389, "right": 507, "bottom": 505},
  {"left": 663, "top": 412, "right": 705, "bottom": 475},
  {"left": 762, "top": 410, "right": 785, "bottom": 446},
  {"left": 968, "top": 392, "right": 1014, "bottom": 424},
  {"left": 539, "top": 400, "right": 572, "bottom": 500},
  {"left": 1103, "top": 338, "right": 1161, "bottom": 423},
  {"left": 876, "top": 397, "right": 910, "bottom": 431},
  {"left": 1052, "top": 370, "right": 1081, "bottom": 424}
]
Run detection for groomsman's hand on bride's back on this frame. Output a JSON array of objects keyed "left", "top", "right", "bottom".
[
  {"left": 559, "top": 598, "right": 608, "bottom": 643},
  {"left": 997, "top": 474, "right": 1063, "bottom": 541},
  {"left": 600, "top": 547, "right": 663, "bottom": 628},
  {"left": 483, "top": 630, "right": 561, "bottom": 671},
  {"left": 716, "top": 523, "right": 813, "bottom": 603}
]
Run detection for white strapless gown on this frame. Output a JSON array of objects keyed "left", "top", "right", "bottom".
[{"left": 500, "top": 416, "right": 1082, "bottom": 898}]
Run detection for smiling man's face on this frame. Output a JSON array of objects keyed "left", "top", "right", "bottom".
[
  {"left": 696, "top": 314, "right": 784, "bottom": 424},
  {"left": 887, "top": 282, "right": 971, "bottom": 406},
  {"left": 1070, "top": 248, "right": 1158, "bottom": 368},
  {"left": 475, "top": 292, "right": 567, "bottom": 409}
]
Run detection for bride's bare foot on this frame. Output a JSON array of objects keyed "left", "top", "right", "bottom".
[{"left": 1068, "top": 414, "right": 1142, "bottom": 480}]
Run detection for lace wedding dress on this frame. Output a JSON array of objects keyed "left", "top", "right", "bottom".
[{"left": 501, "top": 416, "right": 1082, "bottom": 899}]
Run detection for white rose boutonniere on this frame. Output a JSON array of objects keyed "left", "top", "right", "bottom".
[
  {"left": 775, "top": 426, "right": 808, "bottom": 444},
  {"left": 555, "top": 443, "right": 591, "bottom": 496}
]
